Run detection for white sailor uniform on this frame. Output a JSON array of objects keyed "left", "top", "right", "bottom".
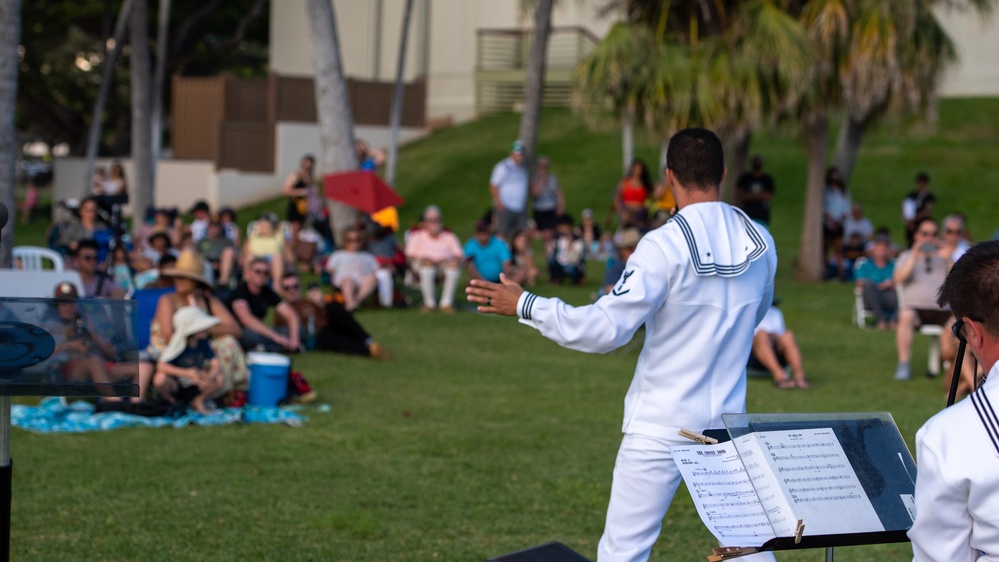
[
  {"left": 909, "top": 363, "right": 999, "bottom": 562},
  {"left": 516, "top": 202, "right": 777, "bottom": 562}
]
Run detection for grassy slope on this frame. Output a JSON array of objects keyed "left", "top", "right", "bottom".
[{"left": 9, "top": 99, "right": 999, "bottom": 561}]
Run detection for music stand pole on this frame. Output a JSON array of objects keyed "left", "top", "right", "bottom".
[{"left": 0, "top": 395, "right": 11, "bottom": 562}]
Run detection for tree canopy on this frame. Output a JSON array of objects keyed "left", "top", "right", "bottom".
[{"left": 16, "top": 0, "right": 269, "bottom": 155}]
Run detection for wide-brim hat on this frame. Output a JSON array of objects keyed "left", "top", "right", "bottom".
[
  {"left": 616, "top": 228, "right": 643, "bottom": 249},
  {"left": 160, "top": 306, "right": 220, "bottom": 363},
  {"left": 161, "top": 249, "right": 211, "bottom": 287}
]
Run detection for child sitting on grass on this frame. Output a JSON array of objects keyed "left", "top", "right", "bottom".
[{"left": 155, "top": 307, "right": 223, "bottom": 415}]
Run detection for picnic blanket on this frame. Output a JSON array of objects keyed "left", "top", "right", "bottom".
[{"left": 12, "top": 397, "right": 330, "bottom": 433}]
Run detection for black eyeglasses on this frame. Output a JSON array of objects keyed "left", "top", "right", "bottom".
[
  {"left": 79, "top": 254, "right": 98, "bottom": 262},
  {"left": 945, "top": 228, "right": 963, "bottom": 235},
  {"left": 252, "top": 268, "right": 270, "bottom": 276},
  {"left": 282, "top": 283, "right": 299, "bottom": 290}
]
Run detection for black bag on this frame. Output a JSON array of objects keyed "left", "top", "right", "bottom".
[{"left": 94, "top": 399, "right": 175, "bottom": 418}]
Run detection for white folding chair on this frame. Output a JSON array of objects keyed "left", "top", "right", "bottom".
[
  {"left": 13, "top": 246, "right": 65, "bottom": 271},
  {"left": 897, "top": 285, "right": 944, "bottom": 376}
]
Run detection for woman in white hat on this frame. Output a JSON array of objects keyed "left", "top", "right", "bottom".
[
  {"left": 144, "top": 250, "right": 247, "bottom": 404},
  {"left": 155, "top": 306, "right": 223, "bottom": 414}
]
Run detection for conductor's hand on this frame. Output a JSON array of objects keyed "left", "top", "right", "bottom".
[{"left": 466, "top": 273, "right": 524, "bottom": 317}]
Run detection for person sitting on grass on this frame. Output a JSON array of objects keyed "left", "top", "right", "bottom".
[
  {"left": 404, "top": 205, "right": 463, "bottom": 314},
  {"left": 154, "top": 307, "right": 224, "bottom": 415},
  {"left": 229, "top": 257, "right": 301, "bottom": 353},
  {"left": 243, "top": 212, "right": 290, "bottom": 290},
  {"left": 276, "top": 273, "right": 391, "bottom": 360},
  {"left": 750, "top": 301, "right": 810, "bottom": 389},
  {"left": 196, "top": 220, "right": 238, "bottom": 290},
  {"left": 464, "top": 220, "right": 512, "bottom": 283},
  {"left": 45, "top": 281, "right": 147, "bottom": 400},
  {"left": 324, "top": 228, "right": 385, "bottom": 311},
  {"left": 548, "top": 214, "right": 585, "bottom": 285}
]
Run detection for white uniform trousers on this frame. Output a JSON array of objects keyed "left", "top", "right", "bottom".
[{"left": 597, "top": 433, "right": 776, "bottom": 562}]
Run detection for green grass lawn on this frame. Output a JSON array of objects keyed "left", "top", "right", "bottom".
[{"left": 7, "top": 99, "right": 999, "bottom": 561}]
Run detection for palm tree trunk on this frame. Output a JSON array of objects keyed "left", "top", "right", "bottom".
[
  {"left": 832, "top": 113, "right": 867, "bottom": 186},
  {"left": 658, "top": 137, "right": 668, "bottom": 180},
  {"left": 796, "top": 115, "right": 829, "bottom": 282},
  {"left": 723, "top": 132, "right": 751, "bottom": 205},
  {"left": 517, "top": 0, "right": 553, "bottom": 166},
  {"left": 150, "top": 0, "right": 171, "bottom": 183},
  {"left": 0, "top": 0, "right": 21, "bottom": 267},
  {"left": 385, "top": 0, "right": 414, "bottom": 188},
  {"left": 83, "top": 0, "right": 132, "bottom": 198},
  {"left": 621, "top": 108, "right": 634, "bottom": 174},
  {"left": 306, "top": 0, "right": 358, "bottom": 248},
  {"left": 130, "top": 0, "right": 153, "bottom": 237}
]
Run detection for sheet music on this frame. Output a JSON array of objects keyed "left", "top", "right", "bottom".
[
  {"left": 744, "top": 427, "right": 885, "bottom": 535},
  {"left": 672, "top": 427, "right": 886, "bottom": 547},
  {"left": 671, "top": 443, "right": 777, "bottom": 547}
]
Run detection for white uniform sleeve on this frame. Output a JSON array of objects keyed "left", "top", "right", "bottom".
[
  {"left": 909, "top": 426, "right": 975, "bottom": 562},
  {"left": 515, "top": 238, "right": 669, "bottom": 353},
  {"left": 902, "top": 198, "right": 917, "bottom": 221},
  {"left": 755, "top": 257, "right": 776, "bottom": 325}
]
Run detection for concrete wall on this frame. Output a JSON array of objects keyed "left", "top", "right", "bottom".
[
  {"left": 270, "top": 0, "right": 618, "bottom": 124},
  {"left": 52, "top": 123, "right": 427, "bottom": 219},
  {"left": 53, "top": 158, "right": 223, "bottom": 215}
]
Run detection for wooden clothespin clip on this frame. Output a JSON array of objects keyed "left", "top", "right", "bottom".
[
  {"left": 794, "top": 519, "right": 805, "bottom": 544},
  {"left": 679, "top": 428, "right": 719, "bottom": 445},
  {"left": 708, "top": 546, "right": 759, "bottom": 561}
]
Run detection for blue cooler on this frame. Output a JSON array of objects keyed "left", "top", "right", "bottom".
[{"left": 246, "top": 352, "right": 291, "bottom": 406}]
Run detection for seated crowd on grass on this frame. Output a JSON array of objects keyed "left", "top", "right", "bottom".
[{"left": 31, "top": 138, "right": 988, "bottom": 413}]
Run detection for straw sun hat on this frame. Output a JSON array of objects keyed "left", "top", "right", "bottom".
[
  {"left": 161, "top": 249, "right": 212, "bottom": 287},
  {"left": 160, "top": 306, "right": 220, "bottom": 363}
]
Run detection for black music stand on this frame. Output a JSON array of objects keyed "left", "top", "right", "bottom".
[
  {"left": 0, "top": 297, "right": 139, "bottom": 562},
  {"left": 709, "top": 412, "right": 915, "bottom": 561}
]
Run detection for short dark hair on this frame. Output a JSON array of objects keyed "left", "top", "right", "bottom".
[
  {"left": 666, "top": 128, "right": 724, "bottom": 191},
  {"left": 557, "top": 214, "right": 574, "bottom": 227},
  {"left": 74, "top": 239, "right": 99, "bottom": 255},
  {"left": 916, "top": 172, "right": 930, "bottom": 183},
  {"left": 938, "top": 240, "right": 999, "bottom": 338},
  {"left": 282, "top": 271, "right": 298, "bottom": 282}
]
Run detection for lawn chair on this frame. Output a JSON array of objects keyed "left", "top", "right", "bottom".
[
  {"left": 851, "top": 257, "right": 875, "bottom": 328},
  {"left": 897, "top": 285, "right": 944, "bottom": 376},
  {"left": 13, "top": 246, "right": 65, "bottom": 271}
]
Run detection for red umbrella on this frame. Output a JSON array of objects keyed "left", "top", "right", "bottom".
[{"left": 322, "top": 170, "right": 405, "bottom": 214}]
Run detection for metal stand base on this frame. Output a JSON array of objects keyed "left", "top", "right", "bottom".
[{"left": 826, "top": 546, "right": 834, "bottom": 561}]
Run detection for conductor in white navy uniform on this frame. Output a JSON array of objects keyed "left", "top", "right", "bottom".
[
  {"left": 909, "top": 240, "right": 999, "bottom": 561},
  {"left": 467, "top": 128, "right": 778, "bottom": 562}
]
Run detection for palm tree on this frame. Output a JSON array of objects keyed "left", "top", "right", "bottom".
[
  {"left": 518, "top": 0, "right": 554, "bottom": 167},
  {"left": 130, "top": 0, "right": 153, "bottom": 239},
  {"left": 0, "top": 0, "right": 21, "bottom": 267},
  {"left": 386, "top": 0, "right": 414, "bottom": 188},
  {"left": 306, "top": 0, "right": 357, "bottom": 248},
  {"left": 786, "top": 0, "right": 851, "bottom": 281},
  {"left": 83, "top": 0, "right": 132, "bottom": 198},
  {"left": 574, "top": 1, "right": 811, "bottom": 188},
  {"left": 572, "top": 22, "right": 656, "bottom": 172}
]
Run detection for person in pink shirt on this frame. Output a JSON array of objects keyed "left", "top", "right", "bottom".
[{"left": 404, "top": 205, "right": 463, "bottom": 313}]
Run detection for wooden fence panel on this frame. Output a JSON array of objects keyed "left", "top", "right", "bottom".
[
  {"left": 172, "top": 76, "right": 225, "bottom": 160},
  {"left": 218, "top": 121, "right": 274, "bottom": 173}
]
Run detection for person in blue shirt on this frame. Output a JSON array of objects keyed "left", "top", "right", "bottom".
[
  {"left": 464, "top": 220, "right": 512, "bottom": 283},
  {"left": 854, "top": 235, "right": 897, "bottom": 329}
]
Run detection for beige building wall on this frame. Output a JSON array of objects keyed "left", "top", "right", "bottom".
[
  {"left": 270, "top": 0, "right": 618, "bottom": 123},
  {"left": 935, "top": 7, "right": 999, "bottom": 96}
]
